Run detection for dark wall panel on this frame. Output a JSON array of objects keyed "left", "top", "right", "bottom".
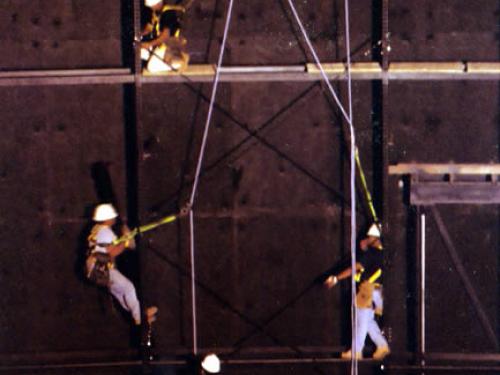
[
  {"left": 184, "top": 0, "right": 374, "bottom": 65},
  {"left": 0, "top": 85, "right": 129, "bottom": 355},
  {"left": 0, "top": 0, "right": 123, "bottom": 69},
  {"left": 388, "top": 81, "right": 499, "bottom": 163},
  {"left": 390, "top": 0, "right": 500, "bottom": 61},
  {"left": 425, "top": 205, "right": 498, "bottom": 353}
]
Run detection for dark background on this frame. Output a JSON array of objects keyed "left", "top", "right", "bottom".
[{"left": 0, "top": 1, "right": 498, "bottom": 374}]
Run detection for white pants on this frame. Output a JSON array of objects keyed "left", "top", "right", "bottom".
[
  {"left": 108, "top": 268, "right": 141, "bottom": 324},
  {"left": 141, "top": 45, "right": 183, "bottom": 73},
  {"left": 354, "top": 288, "right": 388, "bottom": 353}
]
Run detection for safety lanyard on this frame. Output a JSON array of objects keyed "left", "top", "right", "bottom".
[{"left": 112, "top": 214, "right": 178, "bottom": 245}]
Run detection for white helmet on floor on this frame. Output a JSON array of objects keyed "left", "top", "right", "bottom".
[
  {"left": 367, "top": 223, "right": 381, "bottom": 238},
  {"left": 93, "top": 204, "right": 118, "bottom": 221},
  {"left": 145, "top": 0, "right": 163, "bottom": 7},
  {"left": 201, "top": 353, "right": 221, "bottom": 373}
]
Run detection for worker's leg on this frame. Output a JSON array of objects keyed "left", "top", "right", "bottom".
[
  {"left": 108, "top": 268, "right": 141, "bottom": 325},
  {"left": 354, "top": 307, "right": 372, "bottom": 354}
]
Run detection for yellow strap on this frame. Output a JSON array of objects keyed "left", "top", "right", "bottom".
[
  {"left": 355, "top": 148, "right": 379, "bottom": 224},
  {"left": 162, "top": 5, "right": 186, "bottom": 12},
  {"left": 112, "top": 214, "right": 178, "bottom": 245},
  {"left": 368, "top": 268, "right": 382, "bottom": 283},
  {"left": 154, "top": 5, "right": 185, "bottom": 36},
  {"left": 355, "top": 267, "right": 382, "bottom": 284}
]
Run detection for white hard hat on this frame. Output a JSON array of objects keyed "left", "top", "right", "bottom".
[
  {"left": 201, "top": 353, "right": 221, "bottom": 373},
  {"left": 145, "top": 0, "right": 162, "bottom": 7},
  {"left": 93, "top": 204, "right": 118, "bottom": 221},
  {"left": 367, "top": 223, "right": 381, "bottom": 238}
]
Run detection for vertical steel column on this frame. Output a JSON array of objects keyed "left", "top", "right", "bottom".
[
  {"left": 132, "top": 0, "right": 144, "bottom": 218},
  {"left": 381, "top": 0, "right": 390, "bottom": 223},
  {"left": 419, "top": 212, "right": 426, "bottom": 374},
  {"left": 131, "top": 0, "right": 146, "bottom": 351}
]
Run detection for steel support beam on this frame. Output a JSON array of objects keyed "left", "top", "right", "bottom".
[
  {"left": 411, "top": 182, "right": 500, "bottom": 204},
  {"left": 389, "top": 163, "right": 500, "bottom": 176},
  {"left": 0, "top": 62, "right": 498, "bottom": 87}
]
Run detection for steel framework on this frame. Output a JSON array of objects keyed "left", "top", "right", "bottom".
[{"left": 1, "top": 0, "right": 499, "bottom": 373}]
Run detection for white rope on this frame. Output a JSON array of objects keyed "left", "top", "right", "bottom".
[
  {"left": 285, "top": 1, "right": 358, "bottom": 373},
  {"left": 187, "top": 0, "right": 236, "bottom": 355},
  {"left": 343, "top": 0, "right": 358, "bottom": 373},
  {"left": 285, "top": 0, "right": 353, "bottom": 127}
]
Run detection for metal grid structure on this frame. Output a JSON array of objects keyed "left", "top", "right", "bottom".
[{"left": 0, "top": 1, "right": 499, "bottom": 374}]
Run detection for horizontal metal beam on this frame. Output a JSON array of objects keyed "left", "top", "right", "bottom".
[
  {"left": 0, "top": 68, "right": 130, "bottom": 78},
  {"left": 389, "top": 163, "right": 500, "bottom": 175},
  {"left": 3, "top": 351, "right": 500, "bottom": 372},
  {"left": 0, "top": 62, "right": 498, "bottom": 86},
  {"left": 411, "top": 182, "right": 500, "bottom": 204},
  {"left": 386, "top": 365, "right": 500, "bottom": 373}
]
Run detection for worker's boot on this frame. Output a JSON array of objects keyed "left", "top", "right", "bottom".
[
  {"left": 145, "top": 306, "right": 158, "bottom": 324},
  {"left": 372, "top": 346, "right": 390, "bottom": 360},
  {"left": 341, "top": 350, "right": 362, "bottom": 359}
]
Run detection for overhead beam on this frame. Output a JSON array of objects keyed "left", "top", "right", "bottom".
[
  {"left": 0, "top": 62, "right": 498, "bottom": 86},
  {"left": 410, "top": 182, "right": 500, "bottom": 204},
  {"left": 389, "top": 163, "right": 500, "bottom": 175}
]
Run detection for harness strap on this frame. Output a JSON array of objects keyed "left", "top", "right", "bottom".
[
  {"left": 153, "top": 5, "right": 185, "bottom": 37},
  {"left": 354, "top": 267, "right": 382, "bottom": 284}
]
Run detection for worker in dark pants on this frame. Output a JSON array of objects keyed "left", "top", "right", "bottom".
[
  {"left": 140, "top": 0, "right": 190, "bottom": 73},
  {"left": 324, "top": 223, "right": 390, "bottom": 360}
]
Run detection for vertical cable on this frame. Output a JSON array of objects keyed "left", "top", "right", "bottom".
[
  {"left": 420, "top": 213, "right": 426, "bottom": 371},
  {"left": 286, "top": 1, "right": 351, "bottom": 125},
  {"left": 285, "top": 2, "right": 357, "bottom": 372},
  {"left": 343, "top": 0, "right": 358, "bottom": 372},
  {"left": 187, "top": 0, "right": 236, "bottom": 355},
  {"left": 189, "top": 210, "right": 198, "bottom": 354}
]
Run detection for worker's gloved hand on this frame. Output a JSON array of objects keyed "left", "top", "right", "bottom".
[
  {"left": 324, "top": 275, "right": 338, "bottom": 289},
  {"left": 121, "top": 224, "right": 136, "bottom": 249}
]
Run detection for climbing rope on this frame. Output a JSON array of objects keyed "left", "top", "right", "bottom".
[
  {"left": 285, "top": 1, "right": 372, "bottom": 373},
  {"left": 342, "top": 1, "right": 358, "bottom": 373},
  {"left": 285, "top": 1, "right": 379, "bottom": 227},
  {"left": 187, "top": 0, "right": 236, "bottom": 355}
]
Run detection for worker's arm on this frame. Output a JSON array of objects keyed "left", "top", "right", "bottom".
[
  {"left": 107, "top": 225, "right": 135, "bottom": 257},
  {"left": 106, "top": 242, "right": 127, "bottom": 259},
  {"left": 141, "top": 23, "right": 154, "bottom": 37},
  {"left": 324, "top": 262, "right": 363, "bottom": 289},
  {"left": 141, "top": 28, "right": 171, "bottom": 50}
]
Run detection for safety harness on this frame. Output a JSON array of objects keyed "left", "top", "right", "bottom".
[
  {"left": 355, "top": 267, "right": 382, "bottom": 284},
  {"left": 152, "top": 5, "right": 185, "bottom": 38},
  {"left": 85, "top": 225, "right": 113, "bottom": 287}
]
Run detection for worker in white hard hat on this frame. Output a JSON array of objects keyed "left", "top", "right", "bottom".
[
  {"left": 140, "top": 0, "right": 191, "bottom": 73},
  {"left": 324, "top": 223, "right": 390, "bottom": 360},
  {"left": 86, "top": 203, "right": 158, "bottom": 328}
]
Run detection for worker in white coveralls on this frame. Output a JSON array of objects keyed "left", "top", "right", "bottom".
[
  {"left": 140, "top": 0, "right": 190, "bottom": 73},
  {"left": 86, "top": 203, "right": 158, "bottom": 326},
  {"left": 324, "top": 223, "right": 390, "bottom": 360}
]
